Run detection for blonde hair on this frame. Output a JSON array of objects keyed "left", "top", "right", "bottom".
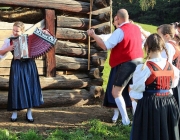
[{"left": 13, "top": 21, "right": 25, "bottom": 33}]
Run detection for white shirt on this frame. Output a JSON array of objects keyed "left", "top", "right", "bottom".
[
  {"left": 0, "top": 38, "right": 10, "bottom": 59},
  {"left": 129, "top": 57, "right": 179, "bottom": 99},
  {"left": 104, "top": 22, "right": 129, "bottom": 50},
  {"left": 161, "top": 41, "right": 176, "bottom": 63}
]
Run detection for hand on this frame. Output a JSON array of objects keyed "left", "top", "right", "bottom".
[
  {"left": 7, "top": 45, "right": 14, "bottom": 51},
  {"left": 87, "top": 29, "right": 95, "bottom": 37}
]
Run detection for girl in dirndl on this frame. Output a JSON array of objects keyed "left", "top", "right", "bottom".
[
  {"left": 0, "top": 21, "right": 44, "bottom": 122},
  {"left": 129, "top": 33, "right": 180, "bottom": 140}
]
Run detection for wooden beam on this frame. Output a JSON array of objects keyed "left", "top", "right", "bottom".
[
  {"left": 57, "top": 16, "right": 100, "bottom": 29},
  {"left": 0, "top": 0, "right": 91, "bottom": 14},
  {"left": 0, "top": 76, "right": 103, "bottom": 89},
  {"left": 45, "top": 9, "right": 56, "bottom": 77}
]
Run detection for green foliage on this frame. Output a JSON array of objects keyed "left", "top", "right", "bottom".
[
  {"left": 113, "top": 0, "right": 180, "bottom": 25},
  {"left": 0, "top": 129, "right": 17, "bottom": 140},
  {"left": 18, "top": 130, "right": 43, "bottom": 140}
]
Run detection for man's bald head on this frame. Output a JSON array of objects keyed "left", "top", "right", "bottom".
[{"left": 117, "top": 9, "right": 129, "bottom": 22}]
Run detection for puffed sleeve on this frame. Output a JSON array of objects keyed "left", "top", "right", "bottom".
[
  {"left": 129, "top": 64, "right": 151, "bottom": 99},
  {"left": 0, "top": 39, "right": 10, "bottom": 59},
  {"left": 171, "top": 65, "right": 180, "bottom": 88}
]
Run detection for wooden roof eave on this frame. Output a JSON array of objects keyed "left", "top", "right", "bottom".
[{"left": 0, "top": 0, "right": 91, "bottom": 13}]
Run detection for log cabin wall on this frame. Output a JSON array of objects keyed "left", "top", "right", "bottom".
[{"left": 0, "top": 0, "right": 111, "bottom": 108}]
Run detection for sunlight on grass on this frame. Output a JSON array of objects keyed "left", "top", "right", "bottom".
[{"left": 0, "top": 119, "right": 131, "bottom": 140}]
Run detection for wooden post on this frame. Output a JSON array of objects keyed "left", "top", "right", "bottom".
[
  {"left": 88, "top": 0, "right": 93, "bottom": 70},
  {"left": 45, "top": 9, "right": 56, "bottom": 77},
  {"left": 110, "top": 0, "right": 112, "bottom": 33}
]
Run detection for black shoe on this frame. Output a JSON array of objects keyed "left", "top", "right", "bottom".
[
  {"left": 26, "top": 113, "right": 34, "bottom": 123},
  {"left": 11, "top": 118, "right": 17, "bottom": 122}
]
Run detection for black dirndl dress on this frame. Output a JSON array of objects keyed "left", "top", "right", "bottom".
[
  {"left": 131, "top": 61, "right": 180, "bottom": 140},
  {"left": 103, "top": 65, "right": 132, "bottom": 108},
  {"left": 7, "top": 59, "right": 44, "bottom": 111}
]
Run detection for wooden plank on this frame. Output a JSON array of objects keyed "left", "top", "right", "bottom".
[
  {"left": 0, "top": 59, "right": 45, "bottom": 68},
  {"left": 0, "top": 89, "right": 103, "bottom": 108},
  {"left": 0, "top": 21, "right": 33, "bottom": 30},
  {"left": 45, "top": 9, "right": 56, "bottom": 77},
  {"left": 0, "top": 0, "right": 91, "bottom": 14},
  {"left": 56, "top": 28, "right": 87, "bottom": 41},
  {"left": 57, "top": 16, "right": 100, "bottom": 29},
  {"left": 0, "top": 76, "right": 103, "bottom": 89},
  {"left": 0, "top": 67, "right": 45, "bottom": 76},
  {"left": 0, "top": 30, "right": 12, "bottom": 40}
]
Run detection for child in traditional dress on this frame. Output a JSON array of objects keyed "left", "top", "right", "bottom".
[
  {"left": 0, "top": 21, "right": 44, "bottom": 122},
  {"left": 130, "top": 33, "right": 179, "bottom": 140}
]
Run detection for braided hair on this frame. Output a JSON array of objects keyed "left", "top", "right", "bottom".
[{"left": 142, "top": 33, "right": 169, "bottom": 70}]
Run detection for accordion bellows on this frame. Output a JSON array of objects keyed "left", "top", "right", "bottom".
[
  {"left": 28, "top": 28, "right": 57, "bottom": 58},
  {"left": 12, "top": 28, "right": 57, "bottom": 59},
  {"left": 28, "top": 33, "right": 52, "bottom": 58}
]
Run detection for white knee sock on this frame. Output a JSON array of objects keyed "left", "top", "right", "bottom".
[
  {"left": 112, "top": 108, "right": 119, "bottom": 121},
  {"left": 115, "top": 96, "right": 130, "bottom": 125},
  {"left": 27, "top": 108, "right": 33, "bottom": 119},
  {"left": 132, "top": 101, "right": 137, "bottom": 115},
  {"left": 11, "top": 111, "right": 17, "bottom": 119}
]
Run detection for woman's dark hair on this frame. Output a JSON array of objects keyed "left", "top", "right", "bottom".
[{"left": 142, "top": 33, "right": 169, "bottom": 70}]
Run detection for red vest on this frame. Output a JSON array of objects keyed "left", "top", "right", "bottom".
[
  {"left": 109, "top": 23, "right": 143, "bottom": 68},
  {"left": 145, "top": 61, "right": 174, "bottom": 90}
]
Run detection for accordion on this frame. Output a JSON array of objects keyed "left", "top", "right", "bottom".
[{"left": 11, "top": 28, "right": 57, "bottom": 59}]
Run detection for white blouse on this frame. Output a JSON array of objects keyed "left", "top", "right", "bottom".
[
  {"left": 129, "top": 57, "right": 180, "bottom": 99},
  {"left": 0, "top": 38, "right": 10, "bottom": 59}
]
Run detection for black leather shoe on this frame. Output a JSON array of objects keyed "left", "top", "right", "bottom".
[
  {"left": 11, "top": 118, "right": 17, "bottom": 122},
  {"left": 26, "top": 113, "right": 34, "bottom": 123}
]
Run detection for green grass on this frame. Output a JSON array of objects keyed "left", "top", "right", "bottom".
[
  {"left": 135, "top": 22, "right": 157, "bottom": 34},
  {"left": 0, "top": 119, "right": 131, "bottom": 140}
]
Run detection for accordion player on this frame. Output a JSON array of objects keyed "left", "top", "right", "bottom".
[{"left": 10, "top": 28, "right": 57, "bottom": 59}]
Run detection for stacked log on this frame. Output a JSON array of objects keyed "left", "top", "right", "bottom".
[{"left": 0, "top": 0, "right": 111, "bottom": 108}]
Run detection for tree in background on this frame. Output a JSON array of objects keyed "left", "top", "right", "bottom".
[{"left": 113, "top": 0, "right": 180, "bottom": 25}]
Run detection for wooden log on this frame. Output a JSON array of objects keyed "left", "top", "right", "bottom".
[
  {"left": 94, "top": 11, "right": 110, "bottom": 22},
  {"left": 0, "top": 67, "right": 45, "bottom": 76},
  {"left": 55, "top": 40, "right": 97, "bottom": 49},
  {"left": 91, "top": 56, "right": 106, "bottom": 66},
  {"left": 90, "top": 7, "right": 110, "bottom": 15},
  {"left": 89, "top": 68, "right": 100, "bottom": 79},
  {"left": 0, "top": 76, "right": 103, "bottom": 89},
  {"left": 77, "top": 0, "right": 108, "bottom": 7},
  {"left": 56, "top": 28, "right": 87, "bottom": 41},
  {"left": 89, "top": 86, "right": 104, "bottom": 98},
  {"left": 57, "top": 16, "right": 100, "bottom": 29},
  {"left": 55, "top": 46, "right": 107, "bottom": 58},
  {"left": 56, "top": 55, "right": 88, "bottom": 70},
  {"left": 55, "top": 55, "right": 105, "bottom": 70},
  {"left": 0, "top": 0, "right": 92, "bottom": 14},
  {"left": 94, "top": 0, "right": 108, "bottom": 8},
  {"left": 93, "top": 22, "right": 111, "bottom": 34},
  {"left": 45, "top": 9, "right": 56, "bottom": 77},
  {"left": 56, "top": 72, "right": 89, "bottom": 78},
  {"left": 56, "top": 24, "right": 110, "bottom": 41},
  {"left": 0, "top": 89, "right": 103, "bottom": 108},
  {"left": 0, "top": 59, "right": 44, "bottom": 67}
]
